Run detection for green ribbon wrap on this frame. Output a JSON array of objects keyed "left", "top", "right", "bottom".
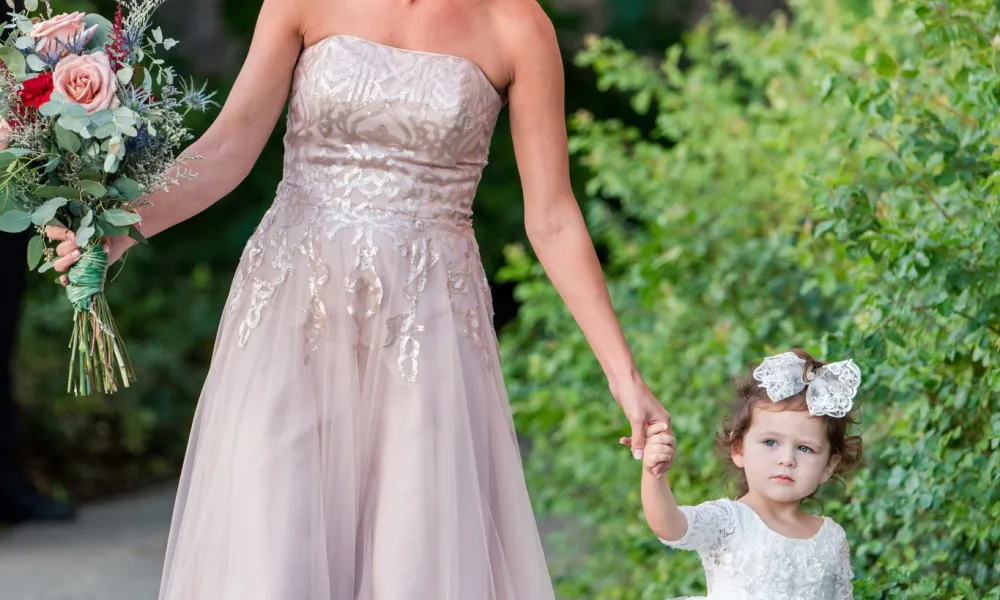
[{"left": 64, "top": 244, "right": 134, "bottom": 396}]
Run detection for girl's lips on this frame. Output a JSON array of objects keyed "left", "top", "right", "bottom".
[{"left": 772, "top": 475, "right": 795, "bottom": 484}]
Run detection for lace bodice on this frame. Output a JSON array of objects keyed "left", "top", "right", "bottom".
[
  {"left": 661, "top": 499, "right": 854, "bottom": 600},
  {"left": 222, "top": 35, "right": 505, "bottom": 377}
]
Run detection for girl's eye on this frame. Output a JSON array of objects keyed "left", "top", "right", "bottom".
[
  {"left": 764, "top": 439, "right": 778, "bottom": 447},
  {"left": 798, "top": 445, "right": 815, "bottom": 453}
]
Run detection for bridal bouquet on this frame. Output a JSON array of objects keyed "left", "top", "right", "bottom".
[{"left": 0, "top": 0, "right": 215, "bottom": 395}]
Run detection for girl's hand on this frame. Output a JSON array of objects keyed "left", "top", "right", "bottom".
[
  {"left": 640, "top": 422, "right": 676, "bottom": 478},
  {"left": 45, "top": 226, "right": 135, "bottom": 286}
]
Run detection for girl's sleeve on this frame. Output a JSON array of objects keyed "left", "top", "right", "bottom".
[
  {"left": 659, "top": 499, "right": 737, "bottom": 553},
  {"left": 834, "top": 525, "right": 855, "bottom": 599}
]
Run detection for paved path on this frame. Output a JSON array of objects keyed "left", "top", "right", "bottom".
[
  {"left": 0, "top": 484, "right": 174, "bottom": 600},
  {"left": 0, "top": 483, "right": 579, "bottom": 600}
]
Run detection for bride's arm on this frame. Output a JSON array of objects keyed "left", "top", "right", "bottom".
[
  {"left": 503, "top": 5, "right": 669, "bottom": 459},
  {"left": 49, "top": 0, "right": 303, "bottom": 271}
]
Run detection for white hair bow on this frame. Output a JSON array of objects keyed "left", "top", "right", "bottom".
[{"left": 752, "top": 352, "right": 861, "bottom": 418}]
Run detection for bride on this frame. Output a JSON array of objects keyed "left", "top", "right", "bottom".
[{"left": 47, "top": 0, "right": 670, "bottom": 597}]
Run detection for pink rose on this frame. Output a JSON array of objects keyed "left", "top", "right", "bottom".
[
  {"left": 0, "top": 119, "right": 11, "bottom": 151},
  {"left": 28, "top": 12, "right": 97, "bottom": 58},
  {"left": 53, "top": 51, "right": 120, "bottom": 115}
]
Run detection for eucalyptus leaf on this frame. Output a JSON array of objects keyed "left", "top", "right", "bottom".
[
  {"left": 43, "top": 158, "right": 61, "bottom": 173},
  {"left": 152, "top": 27, "right": 163, "bottom": 43},
  {"left": 64, "top": 103, "right": 90, "bottom": 119},
  {"left": 14, "top": 36, "right": 34, "bottom": 50},
  {"left": 57, "top": 114, "right": 88, "bottom": 133},
  {"left": 38, "top": 260, "right": 54, "bottom": 274},
  {"left": 117, "top": 123, "right": 139, "bottom": 137},
  {"left": 93, "top": 123, "right": 118, "bottom": 139},
  {"left": 25, "top": 54, "right": 46, "bottom": 72},
  {"left": 116, "top": 67, "right": 134, "bottom": 86},
  {"left": 99, "top": 223, "right": 129, "bottom": 237},
  {"left": 90, "top": 110, "right": 114, "bottom": 126},
  {"left": 100, "top": 208, "right": 142, "bottom": 227},
  {"left": 80, "top": 209, "right": 93, "bottom": 228},
  {"left": 23, "top": 0, "right": 37, "bottom": 11},
  {"left": 0, "top": 210, "right": 32, "bottom": 233},
  {"left": 54, "top": 125, "right": 81, "bottom": 153},
  {"left": 15, "top": 18, "right": 33, "bottom": 35},
  {"left": 75, "top": 224, "right": 95, "bottom": 247},
  {"left": 31, "top": 197, "right": 67, "bottom": 226},
  {"left": 110, "top": 177, "right": 142, "bottom": 202},
  {"left": 0, "top": 153, "right": 16, "bottom": 171},
  {"left": 103, "top": 153, "right": 118, "bottom": 173},
  {"left": 163, "top": 39, "right": 178, "bottom": 51},
  {"left": 128, "top": 224, "right": 148, "bottom": 244},
  {"left": 78, "top": 180, "right": 107, "bottom": 198},
  {"left": 83, "top": 14, "right": 113, "bottom": 50},
  {"left": 38, "top": 101, "right": 63, "bottom": 118},
  {"left": 0, "top": 48, "right": 26, "bottom": 79},
  {"left": 26, "top": 235, "right": 43, "bottom": 270},
  {"left": 2, "top": 148, "right": 31, "bottom": 158}
]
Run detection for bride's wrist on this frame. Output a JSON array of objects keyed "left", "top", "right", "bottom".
[{"left": 606, "top": 362, "right": 643, "bottom": 398}]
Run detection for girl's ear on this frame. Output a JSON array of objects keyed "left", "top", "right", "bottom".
[
  {"left": 731, "top": 432, "right": 745, "bottom": 468},
  {"left": 820, "top": 453, "right": 842, "bottom": 483}
]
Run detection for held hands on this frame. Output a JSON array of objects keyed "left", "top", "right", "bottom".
[
  {"left": 611, "top": 375, "right": 670, "bottom": 460},
  {"left": 639, "top": 422, "right": 675, "bottom": 479},
  {"left": 45, "top": 226, "right": 134, "bottom": 286}
]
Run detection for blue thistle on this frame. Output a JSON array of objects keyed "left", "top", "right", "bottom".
[
  {"left": 124, "top": 124, "right": 153, "bottom": 153},
  {"left": 179, "top": 77, "right": 217, "bottom": 113}
]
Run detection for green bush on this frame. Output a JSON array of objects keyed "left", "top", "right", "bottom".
[{"left": 500, "top": 1, "right": 999, "bottom": 597}]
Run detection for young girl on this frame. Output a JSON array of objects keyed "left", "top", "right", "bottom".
[{"left": 640, "top": 349, "right": 862, "bottom": 599}]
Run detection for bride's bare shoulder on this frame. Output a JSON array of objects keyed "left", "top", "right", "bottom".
[{"left": 491, "top": 0, "right": 559, "bottom": 66}]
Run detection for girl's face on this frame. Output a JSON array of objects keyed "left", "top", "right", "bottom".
[{"left": 732, "top": 406, "right": 840, "bottom": 504}]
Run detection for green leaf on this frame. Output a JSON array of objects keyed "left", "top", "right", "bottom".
[
  {"left": 93, "top": 123, "right": 118, "bottom": 139},
  {"left": 38, "top": 260, "right": 54, "bottom": 274},
  {"left": 31, "top": 197, "right": 67, "bottom": 226},
  {"left": 116, "top": 67, "right": 134, "bottom": 86},
  {"left": 875, "top": 52, "right": 898, "bottom": 77},
  {"left": 103, "top": 152, "right": 118, "bottom": 173},
  {"left": 128, "top": 224, "right": 148, "bottom": 244},
  {"left": 0, "top": 48, "right": 26, "bottom": 79},
  {"left": 14, "top": 37, "right": 34, "bottom": 51},
  {"left": 152, "top": 27, "right": 164, "bottom": 44},
  {"left": 100, "top": 208, "right": 141, "bottom": 227},
  {"left": 25, "top": 54, "right": 46, "bottom": 72},
  {"left": 0, "top": 210, "right": 33, "bottom": 233},
  {"left": 54, "top": 125, "right": 81, "bottom": 153},
  {"left": 117, "top": 123, "right": 138, "bottom": 137},
  {"left": 78, "top": 180, "right": 107, "bottom": 198},
  {"left": 90, "top": 110, "right": 114, "bottom": 126},
  {"left": 110, "top": 177, "right": 143, "bottom": 201},
  {"left": 57, "top": 114, "right": 88, "bottom": 133},
  {"left": 75, "top": 224, "right": 95, "bottom": 247},
  {"left": 26, "top": 235, "right": 43, "bottom": 270},
  {"left": 163, "top": 39, "right": 178, "bottom": 51},
  {"left": 43, "top": 157, "right": 61, "bottom": 173},
  {"left": 83, "top": 14, "right": 114, "bottom": 50},
  {"left": 64, "top": 103, "right": 90, "bottom": 119},
  {"left": 38, "top": 100, "right": 64, "bottom": 118},
  {"left": 23, "top": 0, "right": 37, "bottom": 11}
]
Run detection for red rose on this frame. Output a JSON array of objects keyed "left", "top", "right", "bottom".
[{"left": 19, "top": 72, "right": 55, "bottom": 110}]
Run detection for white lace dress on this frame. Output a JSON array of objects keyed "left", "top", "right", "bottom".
[{"left": 660, "top": 499, "right": 854, "bottom": 600}]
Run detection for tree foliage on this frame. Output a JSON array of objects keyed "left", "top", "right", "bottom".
[{"left": 500, "top": 1, "right": 1000, "bottom": 597}]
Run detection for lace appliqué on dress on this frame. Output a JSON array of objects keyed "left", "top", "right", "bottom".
[{"left": 660, "top": 499, "right": 854, "bottom": 600}]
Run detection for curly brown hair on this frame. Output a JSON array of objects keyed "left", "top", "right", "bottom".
[{"left": 716, "top": 349, "right": 864, "bottom": 498}]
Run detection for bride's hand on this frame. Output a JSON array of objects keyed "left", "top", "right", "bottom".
[
  {"left": 45, "top": 226, "right": 135, "bottom": 286},
  {"left": 612, "top": 375, "right": 670, "bottom": 461}
]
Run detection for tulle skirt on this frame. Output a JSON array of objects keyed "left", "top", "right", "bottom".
[{"left": 156, "top": 196, "right": 556, "bottom": 600}]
